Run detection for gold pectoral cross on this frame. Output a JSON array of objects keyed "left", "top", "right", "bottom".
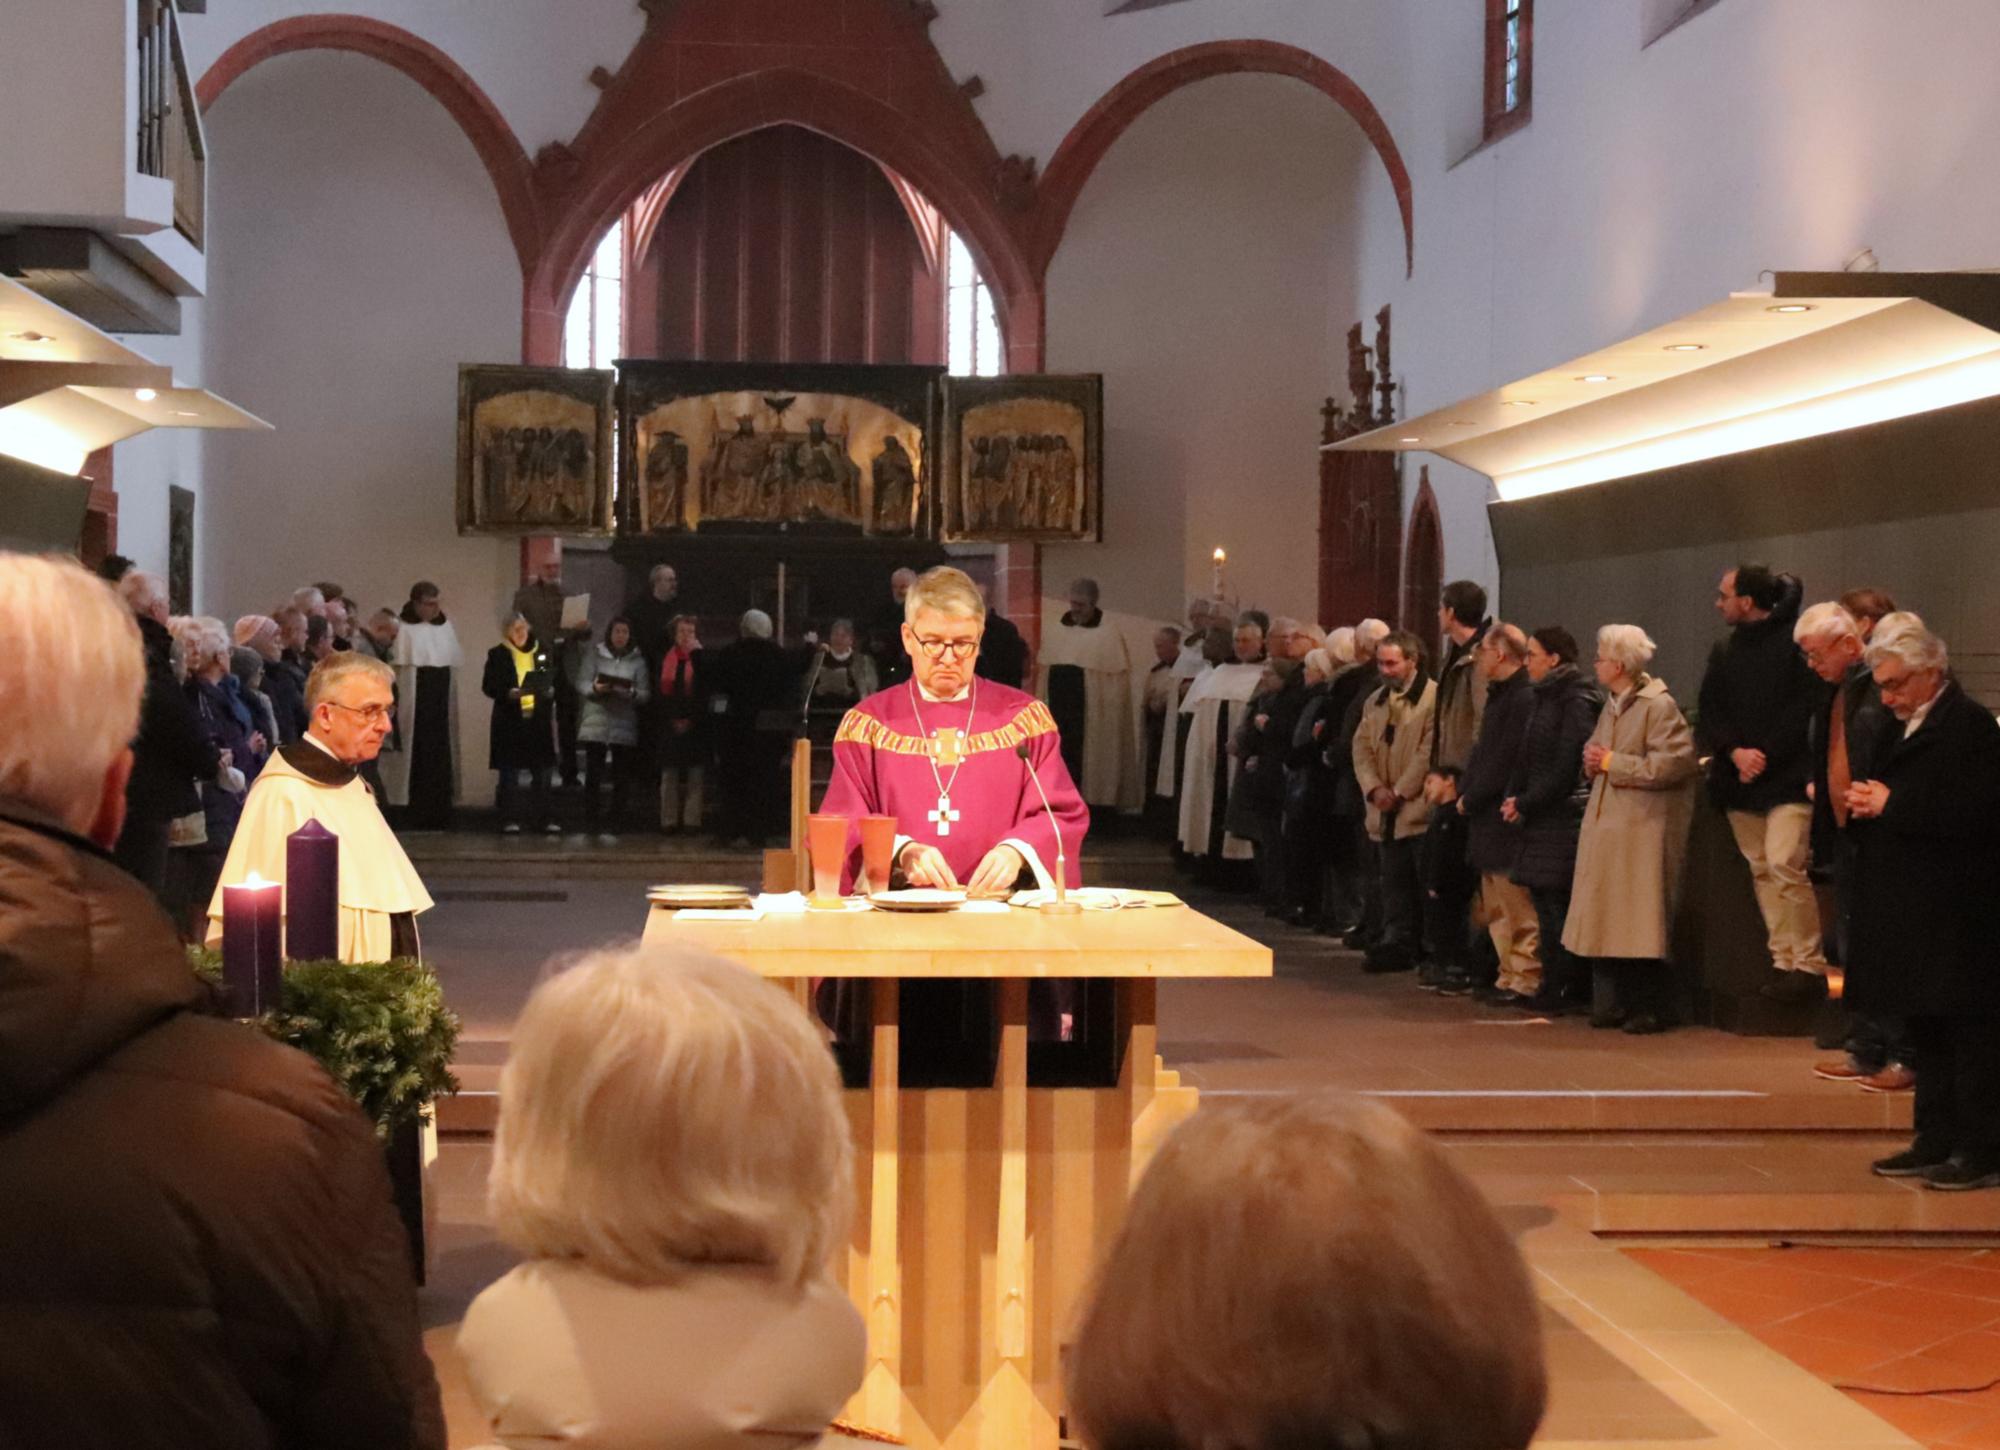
[{"left": 930, "top": 727, "right": 967, "bottom": 767}]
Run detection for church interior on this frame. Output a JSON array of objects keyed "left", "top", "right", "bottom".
[{"left": 10, "top": 2, "right": 2000, "bottom": 1448}]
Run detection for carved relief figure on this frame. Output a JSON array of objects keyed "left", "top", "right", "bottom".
[{"left": 872, "top": 434, "right": 916, "bottom": 532}]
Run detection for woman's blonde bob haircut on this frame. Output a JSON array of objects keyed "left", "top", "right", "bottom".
[
  {"left": 489, "top": 946, "right": 853, "bottom": 1288},
  {"left": 1067, "top": 1093, "right": 1545, "bottom": 1450},
  {"left": 903, "top": 564, "right": 986, "bottom": 625}
]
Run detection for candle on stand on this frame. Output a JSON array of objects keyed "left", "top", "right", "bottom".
[
  {"left": 221, "top": 872, "right": 283, "bottom": 1016},
  {"left": 285, "top": 820, "right": 340, "bottom": 960},
  {"left": 1211, "top": 547, "right": 1227, "bottom": 599}
]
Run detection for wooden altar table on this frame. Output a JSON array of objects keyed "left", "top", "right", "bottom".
[{"left": 642, "top": 903, "right": 1272, "bottom": 1450}]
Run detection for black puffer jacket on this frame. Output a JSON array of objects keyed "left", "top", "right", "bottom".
[
  {"left": 0, "top": 802, "right": 444, "bottom": 1450},
  {"left": 1696, "top": 575, "right": 1818, "bottom": 813},
  {"left": 122, "top": 613, "right": 220, "bottom": 825},
  {"left": 1461, "top": 668, "right": 1535, "bottom": 874},
  {"left": 1504, "top": 664, "right": 1604, "bottom": 891}
]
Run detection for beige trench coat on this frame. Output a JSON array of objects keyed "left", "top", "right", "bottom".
[
  {"left": 1352, "top": 676, "right": 1438, "bottom": 841},
  {"left": 1561, "top": 675, "right": 1699, "bottom": 961}
]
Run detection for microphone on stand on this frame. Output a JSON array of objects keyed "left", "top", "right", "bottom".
[
  {"left": 798, "top": 642, "right": 827, "bottom": 736},
  {"left": 1015, "top": 742, "right": 1081, "bottom": 915}
]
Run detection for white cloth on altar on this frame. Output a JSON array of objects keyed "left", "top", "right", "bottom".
[
  {"left": 206, "top": 743, "right": 434, "bottom": 962},
  {"left": 1177, "top": 661, "right": 1264, "bottom": 860},
  {"left": 381, "top": 617, "right": 462, "bottom": 807}
]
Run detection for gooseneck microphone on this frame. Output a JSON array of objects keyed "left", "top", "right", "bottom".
[{"left": 1015, "top": 742, "right": 1081, "bottom": 915}]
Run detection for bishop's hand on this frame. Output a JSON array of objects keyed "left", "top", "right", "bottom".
[
  {"left": 966, "top": 844, "right": 1024, "bottom": 899},
  {"left": 899, "top": 842, "right": 960, "bottom": 890}
]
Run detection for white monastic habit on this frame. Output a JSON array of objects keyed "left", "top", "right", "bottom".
[
  {"left": 819, "top": 678, "right": 1089, "bottom": 891},
  {"left": 381, "top": 615, "right": 462, "bottom": 815},
  {"left": 1037, "top": 613, "right": 1135, "bottom": 813},
  {"left": 1176, "top": 661, "right": 1265, "bottom": 861},
  {"left": 1155, "top": 647, "right": 1211, "bottom": 800},
  {"left": 207, "top": 738, "right": 435, "bottom": 962}
]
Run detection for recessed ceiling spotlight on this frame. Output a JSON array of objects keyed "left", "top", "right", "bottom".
[
  {"left": 7, "top": 330, "right": 54, "bottom": 344},
  {"left": 1399, "top": 436, "right": 1421, "bottom": 443},
  {"left": 134, "top": 387, "right": 158, "bottom": 402},
  {"left": 170, "top": 409, "right": 200, "bottom": 418},
  {"left": 1576, "top": 374, "right": 1615, "bottom": 383},
  {"left": 1499, "top": 400, "right": 1537, "bottom": 407},
  {"left": 1767, "top": 303, "right": 1815, "bottom": 314},
  {"left": 1664, "top": 343, "right": 1706, "bottom": 352}
]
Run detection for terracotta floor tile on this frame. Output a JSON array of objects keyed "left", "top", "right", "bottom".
[
  {"left": 1678, "top": 1280, "right": 1828, "bottom": 1330},
  {"left": 1908, "top": 1264, "right": 2000, "bottom": 1304},
  {"left": 1937, "top": 1410, "right": 2000, "bottom": 1448},
  {"left": 1839, "top": 1284, "right": 2000, "bottom": 1333},
  {"left": 1856, "top": 1393, "right": 1995, "bottom": 1444},
  {"left": 1906, "top": 1333, "right": 2000, "bottom": 1388},
  {"left": 1784, "top": 1304, "right": 1972, "bottom": 1358},
  {"left": 1695, "top": 1259, "right": 1883, "bottom": 1305},
  {"left": 1756, "top": 1327, "right": 1907, "bottom": 1381}
]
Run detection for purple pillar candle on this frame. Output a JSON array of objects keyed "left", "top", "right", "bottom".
[
  {"left": 286, "top": 819, "right": 340, "bottom": 961},
  {"left": 221, "top": 874, "right": 283, "bottom": 1016}
]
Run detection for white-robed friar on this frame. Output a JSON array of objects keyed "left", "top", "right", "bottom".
[
  {"left": 208, "top": 652, "right": 433, "bottom": 962},
  {"left": 1038, "top": 578, "right": 1137, "bottom": 813},
  {"left": 380, "top": 584, "right": 461, "bottom": 827},
  {"left": 1177, "top": 657, "right": 1266, "bottom": 861}
]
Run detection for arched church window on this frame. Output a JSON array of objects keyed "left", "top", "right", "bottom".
[
  {"left": 946, "top": 231, "right": 1002, "bottom": 376},
  {"left": 564, "top": 219, "right": 625, "bottom": 371},
  {"left": 1484, "top": 0, "right": 1532, "bottom": 141}
]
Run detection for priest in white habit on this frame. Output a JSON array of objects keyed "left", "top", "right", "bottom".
[
  {"left": 1038, "top": 577, "right": 1135, "bottom": 817},
  {"left": 208, "top": 652, "right": 434, "bottom": 962},
  {"left": 1177, "top": 620, "right": 1269, "bottom": 865},
  {"left": 381, "top": 580, "right": 461, "bottom": 830}
]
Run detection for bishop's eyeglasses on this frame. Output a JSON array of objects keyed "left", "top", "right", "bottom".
[{"left": 913, "top": 635, "right": 981, "bottom": 660}]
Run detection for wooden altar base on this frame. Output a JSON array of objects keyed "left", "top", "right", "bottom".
[{"left": 645, "top": 905, "right": 1271, "bottom": 1450}]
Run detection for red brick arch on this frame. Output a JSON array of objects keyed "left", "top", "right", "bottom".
[
  {"left": 196, "top": 16, "right": 541, "bottom": 278},
  {"left": 523, "top": 71, "right": 1038, "bottom": 369},
  {"left": 1034, "top": 40, "right": 1415, "bottom": 278}
]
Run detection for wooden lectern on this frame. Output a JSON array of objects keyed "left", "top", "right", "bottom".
[{"left": 646, "top": 905, "right": 1272, "bottom": 1450}]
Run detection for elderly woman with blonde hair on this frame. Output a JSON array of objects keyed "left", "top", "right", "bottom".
[
  {"left": 460, "top": 946, "right": 866, "bottom": 1450},
  {"left": 1067, "top": 1093, "right": 1545, "bottom": 1450},
  {"left": 1562, "top": 624, "right": 1700, "bottom": 1034}
]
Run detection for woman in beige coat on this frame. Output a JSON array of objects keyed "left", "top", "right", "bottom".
[
  {"left": 1562, "top": 624, "right": 1699, "bottom": 1035},
  {"left": 459, "top": 946, "right": 870, "bottom": 1450}
]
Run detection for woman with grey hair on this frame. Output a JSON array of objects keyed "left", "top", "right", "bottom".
[
  {"left": 1562, "top": 624, "right": 1700, "bottom": 1033},
  {"left": 1846, "top": 621, "right": 2000, "bottom": 1189}
]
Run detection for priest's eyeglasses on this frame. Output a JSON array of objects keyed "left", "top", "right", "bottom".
[
  {"left": 913, "top": 635, "right": 981, "bottom": 660},
  {"left": 328, "top": 701, "right": 394, "bottom": 723}
]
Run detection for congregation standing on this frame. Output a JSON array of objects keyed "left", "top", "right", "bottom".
[{"left": 1162, "top": 565, "right": 1998, "bottom": 1192}]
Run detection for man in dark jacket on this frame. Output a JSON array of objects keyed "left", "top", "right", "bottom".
[
  {"left": 706, "top": 608, "right": 801, "bottom": 846},
  {"left": 1457, "top": 624, "right": 1538, "bottom": 1003},
  {"left": 1846, "top": 621, "right": 2000, "bottom": 1190},
  {"left": 1325, "top": 622, "right": 1387, "bottom": 942},
  {"left": 1503, "top": 627, "right": 1603, "bottom": 1014},
  {"left": 111, "top": 568, "right": 221, "bottom": 898},
  {"left": 0, "top": 553, "right": 444, "bottom": 1447},
  {"left": 1697, "top": 563, "right": 1827, "bottom": 1003},
  {"left": 1795, "top": 601, "right": 1909, "bottom": 1089}
]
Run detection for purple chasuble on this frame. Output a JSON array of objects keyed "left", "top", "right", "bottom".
[{"left": 819, "top": 680, "right": 1090, "bottom": 890}]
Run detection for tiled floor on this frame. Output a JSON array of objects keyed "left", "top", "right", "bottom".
[{"left": 1631, "top": 1247, "right": 2000, "bottom": 1447}]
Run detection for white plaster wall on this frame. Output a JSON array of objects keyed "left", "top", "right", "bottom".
[
  {"left": 1043, "top": 74, "right": 1368, "bottom": 627},
  {"left": 1346, "top": 0, "right": 2000, "bottom": 616},
  {"left": 0, "top": 0, "right": 130, "bottom": 225},
  {"left": 182, "top": 0, "right": 645, "bottom": 155},
  {"left": 110, "top": 304, "right": 210, "bottom": 602},
  {"left": 201, "top": 51, "right": 521, "bottom": 802}
]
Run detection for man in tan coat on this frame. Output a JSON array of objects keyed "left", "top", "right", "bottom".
[{"left": 1353, "top": 631, "right": 1437, "bottom": 972}]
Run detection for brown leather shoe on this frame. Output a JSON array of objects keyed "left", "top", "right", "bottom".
[
  {"left": 1814, "top": 1056, "right": 1870, "bottom": 1081},
  {"left": 1860, "top": 1064, "right": 1916, "bottom": 1094}
]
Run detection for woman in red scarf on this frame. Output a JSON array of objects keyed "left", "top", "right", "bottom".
[{"left": 656, "top": 614, "right": 707, "bottom": 834}]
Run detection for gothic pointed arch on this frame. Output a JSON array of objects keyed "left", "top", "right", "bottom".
[
  {"left": 1402, "top": 468, "right": 1445, "bottom": 663},
  {"left": 1034, "top": 40, "right": 1415, "bottom": 278},
  {"left": 196, "top": 16, "right": 540, "bottom": 276}
]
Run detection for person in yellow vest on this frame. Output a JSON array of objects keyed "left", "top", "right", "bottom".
[{"left": 483, "top": 612, "right": 560, "bottom": 835}]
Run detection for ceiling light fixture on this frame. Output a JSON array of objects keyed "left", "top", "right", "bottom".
[
  {"left": 170, "top": 409, "right": 200, "bottom": 418},
  {"left": 1577, "top": 374, "right": 1615, "bottom": 383},
  {"left": 7, "top": 330, "right": 55, "bottom": 344},
  {"left": 1767, "top": 303, "right": 1815, "bottom": 314},
  {"left": 134, "top": 387, "right": 158, "bottom": 402},
  {"left": 1664, "top": 343, "right": 1707, "bottom": 352},
  {"left": 1399, "top": 436, "right": 1420, "bottom": 443},
  {"left": 1499, "top": 400, "right": 1538, "bottom": 407}
]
